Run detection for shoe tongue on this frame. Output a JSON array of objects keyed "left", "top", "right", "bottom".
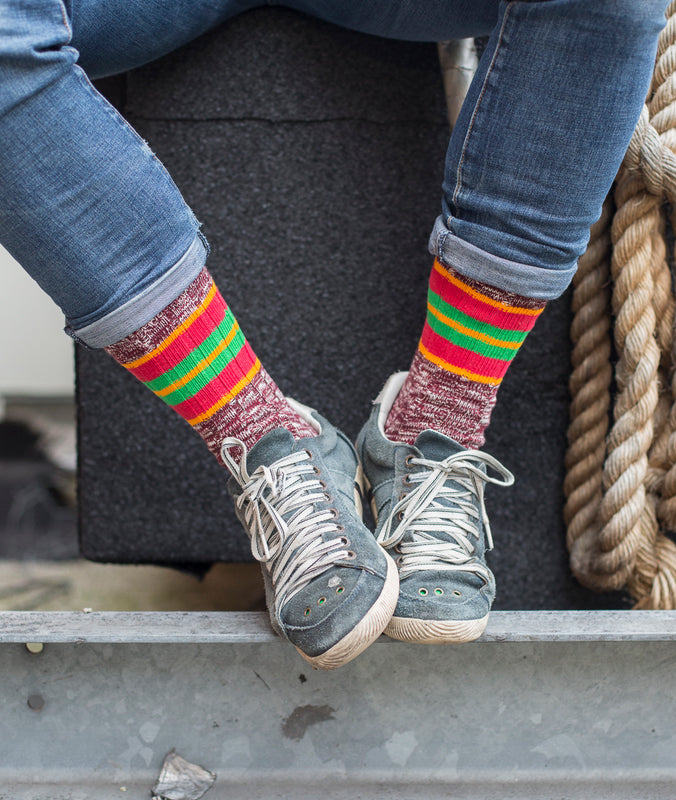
[
  {"left": 414, "top": 429, "right": 466, "bottom": 462},
  {"left": 246, "top": 428, "right": 296, "bottom": 473}
]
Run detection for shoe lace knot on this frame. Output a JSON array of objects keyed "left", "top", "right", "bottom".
[
  {"left": 221, "top": 438, "right": 350, "bottom": 614},
  {"left": 377, "top": 450, "right": 514, "bottom": 582}
]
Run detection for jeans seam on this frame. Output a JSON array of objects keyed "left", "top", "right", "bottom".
[
  {"left": 56, "top": 0, "right": 73, "bottom": 41},
  {"left": 451, "top": 1, "right": 515, "bottom": 219}
]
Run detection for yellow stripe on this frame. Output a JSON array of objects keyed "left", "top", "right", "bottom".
[
  {"left": 419, "top": 342, "right": 502, "bottom": 385},
  {"left": 154, "top": 321, "right": 240, "bottom": 398},
  {"left": 433, "top": 260, "right": 542, "bottom": 317},
  {"left": 187, "top": 358, "right": 261, "bottom": 425},
  {"left": 123, "top": 282, "right": 218, "bottom": 369},
  {"left": 427, "top": 302, "right": 521, "bottom": 351}
]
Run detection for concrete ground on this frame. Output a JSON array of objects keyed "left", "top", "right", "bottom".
[{"left": 0, "top": 560, "right": 265, "bottom": 612}]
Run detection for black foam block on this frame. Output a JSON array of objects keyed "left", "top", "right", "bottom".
[{"left": 79, "top": 9, "right": 627, "bottom": 610}]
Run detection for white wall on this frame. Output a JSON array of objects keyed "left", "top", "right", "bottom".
[{"left": 0, "top": 246, "right": 75, "bottom": 398}]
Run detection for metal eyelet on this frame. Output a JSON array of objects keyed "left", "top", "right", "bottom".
[
  {"left": 317, "top": 597, "right": 327, "bottom": 606},
  {"left": 304, "top": 607, "right": 312, "bottom": 616},
  {"left": 434, "top": 588, "right": 444, "bottom": 596},
  {"left": 318, "top": 479, "right": 328, "bottom": 490},
  {"left": 419, "top": 587, "right": 428, "bottom": 597},
  {"left": 329, "top": 508, "right": 339, "bottom": 519},
  {"left": 403, "top": 474, "right": 412, "bottom": 485},
  {"left": 312, "top": 465, "right": 321, "bottom": 475},
  {"left": 346, "top": 551, "right": 356, "bottom": 560},
  {"left": 336, "top": 586, "right": 345, "bottom": 594},
  {"left": 404, "top": 455, "right": 414, "bottom": 467},
  {"left": 340, "top": 536, "right": 350, "bottom": 546},
  {"left": 304, "top": 448, "right": 314, "bottom": 459},
  {"left": 397, "top": 511, "right": 404, "bottom": 521},
  {"left": 452, "top": 590, "right": 462, "bottom": 598},
  {"left": 396, "top": 556, "right": 404, "bottom": 566}
]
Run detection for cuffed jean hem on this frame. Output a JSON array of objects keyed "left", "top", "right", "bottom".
[
  {"left": 65, "top": 233, "right": 208, "bottom": 349},
  {"left": 428, "top": 216, "right": 577, "bottom": 301}
]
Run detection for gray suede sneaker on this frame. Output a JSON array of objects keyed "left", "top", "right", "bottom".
[
  {"left": 221, "top": 398, "right": 398, "bottom": 670},
  {"left": 356, "top": 373, "right": 514, "bottom": 644}
]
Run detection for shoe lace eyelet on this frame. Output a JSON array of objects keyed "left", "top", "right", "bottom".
[
  {"left": 336, "top": 586, "right": 345, "bottom": 594},
  {"left": 452, "top": 590, "right": 462, "bottom": 598},
  {"left": 434, "top": 587, "right": 444, "bottom": 596},
  {"left": 396, "top": 556, "right": 403, "bottom": 566},
  {"left": 404, "top": 455, "right": 414, "bottom": 467},
  {"left": 318, "top": 479, "right": 328, "bottom": 490},
  {"left": 304, "top": 607, "right": 312, "bottom": 616},
  {"left": 346, "top": 550, "right": 356, "bottom": 560},
  {"left": 403, "top": 474, "right": 412, "bottom": 485},
  {"left": 397, "top": 511, "right": 404, "bottom": 521},
  {"left": 339, "top": 536, "right": 350, "bottom": 546},
  {"left": 419, "top": 587, "right": 428, "bottom": 597},
  {"left": 312, "top": 465, "right": 321, "bottom": 475},
  {"left": 317, "top": 596, "right": 327, "bottom": 606},
  {"left": 329, "top": 508, "right": 339, "bottom": 519}
]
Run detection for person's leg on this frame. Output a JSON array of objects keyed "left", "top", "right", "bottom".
[
  {"left": 0, "top": 0, "right": 397, "bottom": 667},
  {"left": 295, "top": 0, "right": 664, "bottom": 447},
  {"left": 337, "top": 0, "right": 667, "bottom": 642},
  {"left": 387, "top": 0, "right": 667, "bottom": 449},
  {"left": 0, "top": 0, "right": 315, "bottom": 455}
]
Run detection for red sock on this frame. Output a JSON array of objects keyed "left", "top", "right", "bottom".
[
  {"left": 386, "top": 259, "right": 546, "bottom": 448},
  {"left": 105, "top": 268, "right": 316, "bottom": 463}
]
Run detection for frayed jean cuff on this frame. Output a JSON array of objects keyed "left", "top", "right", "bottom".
[
  {"left": 65, "top": 233, "right": 208, "bottom": 349},
  {"left": 428, "top": 216, "right": 576, "bottom": 301}
]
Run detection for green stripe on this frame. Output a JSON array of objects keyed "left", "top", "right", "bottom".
[
  {"left": 426, "top": 311, "right": 517, "bottom": 362},
  {"left": 428, "top": 288, "right": 529, "bottom": 345},
  {"left": 145, "top": 309, "right": 237, "bottom": 393},
  {"left": 159, "top": 328, "right": 247, "bottom": 406}
]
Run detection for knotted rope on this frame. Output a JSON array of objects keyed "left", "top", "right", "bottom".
[{"left": 565, "top": 1, "right": 676, "bottom": 607}]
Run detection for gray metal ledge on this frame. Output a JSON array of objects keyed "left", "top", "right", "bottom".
[
  {"left": 4, "top": 609, "right": 676, "bottom": 799},
  {"left": 2, "top": 609, "right": 676, "bottom": 643}
]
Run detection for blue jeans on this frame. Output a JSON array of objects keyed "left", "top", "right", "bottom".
[{"left": 0, "top": 0, "right": 666, "bottom": 347}]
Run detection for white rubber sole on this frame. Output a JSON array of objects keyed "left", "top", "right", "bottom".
[
  {"left": 298, "top": 554, "right": 399, "bottom": 671},
  {"left": 385, "top": 613, "right": 489, "bottom": 644}
]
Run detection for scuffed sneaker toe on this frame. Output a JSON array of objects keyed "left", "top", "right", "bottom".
[{"left": 223, "top": 400, "right": 398, "bottom": 670}]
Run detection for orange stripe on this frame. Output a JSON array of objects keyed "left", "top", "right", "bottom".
[
  {"left": 123, "top": 282, "right": 218, "bottom": 369},
  {"left": 419, "top": 342, "right": 503, "bottom": 385},
  {"left": 154, "top": 321, "right": 241, "bottom": 398},
  {"left": 427, "top": 301, "right": 521, "bottom": 350},
  {"left": 433, "top": 260, "right": 542, "bottom": 317},
  {"left": 187, "top": 358, "right": 262, "bottom": 425}
]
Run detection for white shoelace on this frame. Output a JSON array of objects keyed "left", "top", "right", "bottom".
[
  {"left": 221, "top": 438, "right": 351, "bottom": 615},
  {"left": 376, "top": 450, "right": 514, "bottom": 582}
]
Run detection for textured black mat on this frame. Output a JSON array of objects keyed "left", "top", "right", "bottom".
[{"left": 79, "top": 9, "right": 628, "bottom": 610}]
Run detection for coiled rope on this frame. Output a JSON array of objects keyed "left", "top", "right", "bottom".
[{"left": 565, "top": 1, "right": 676, "bottom": 607}]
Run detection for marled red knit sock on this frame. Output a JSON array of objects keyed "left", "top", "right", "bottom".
[
  {"left": 385, "top": 260, "right": 546, "bottom": 448},
  {"left": 105, "top": 268, "right": 315, "bottom": 463}
]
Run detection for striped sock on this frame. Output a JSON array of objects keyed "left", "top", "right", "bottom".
[
  {"left": 385, "top": 258, "right": 546, "bottom": 448},
  {"left": 105, "top": 268, "right": 316, "bottom": 463}
]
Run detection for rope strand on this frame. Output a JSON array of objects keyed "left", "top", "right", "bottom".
[{"left": 565, "top": 0, "right": 676, "bottom": 607}]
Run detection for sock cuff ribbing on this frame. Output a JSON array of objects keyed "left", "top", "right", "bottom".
[{"left": 421, "top": 259, "right": 546, "bottom": 385}]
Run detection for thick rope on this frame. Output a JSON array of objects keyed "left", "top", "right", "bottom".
[{"left": 565, "top": 1, "right": 676, "bottom": 607}]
